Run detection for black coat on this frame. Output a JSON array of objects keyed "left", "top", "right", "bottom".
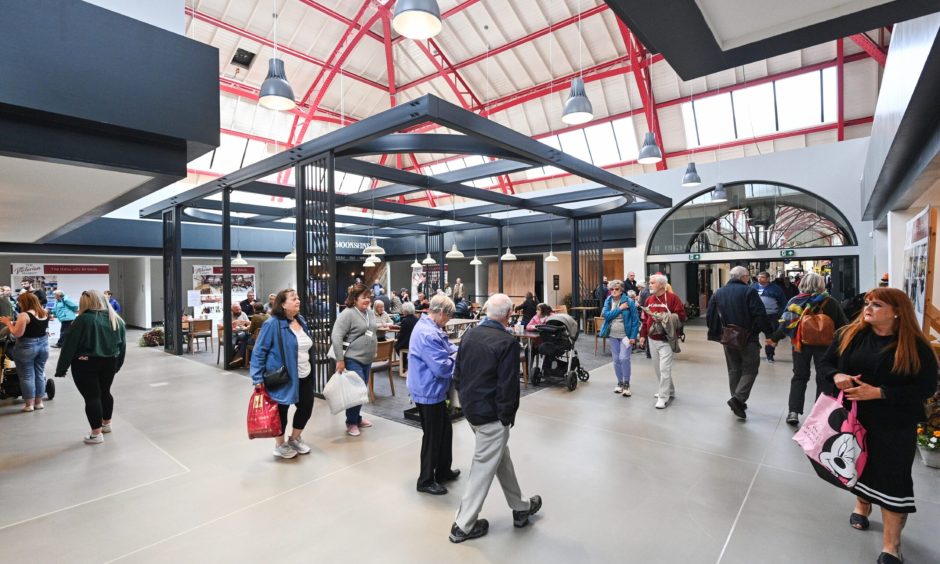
[
  {"left": 706, "top": 279, "right": 773, "bottom": 343},
  {"left": 454, "top": 322, "right": 521, "bottom": 426},
  {"left": 395, "top": 314, "right": 418, "bottom": 352}
]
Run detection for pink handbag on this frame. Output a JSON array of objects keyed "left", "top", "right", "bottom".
[{"left": 793, "top": 391, "right": 868, "bottom": 488}]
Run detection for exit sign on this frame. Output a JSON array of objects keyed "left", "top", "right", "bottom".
[
  {"left": 689, "top": 253, "right": 701, "bottom": 260},
  {"left": 780, "top": 250, "right": 796, "bottom": 257}
]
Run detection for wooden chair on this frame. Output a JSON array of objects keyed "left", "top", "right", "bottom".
[
  {"left": 368, "top": 340, "right": 396, "bottom": 403},
  {"left": 593, "top": 317, "right": 607, "bottom": 354},
  {"left": 216, "top": 323, "right": 224, "bottom": 364},
  {"left": 394, "top": 346, "right": 408, "bottom": 378},
  {"left": 585, "top": 316, "right": 597, "bottom": 334},
  {"left": 519, "top": 345, "right": 529, "bottom": 388},
  {"left": 244, "top": 327, "right": 262, "bottom": 372},
  {"left": 190, "top": 319, "right": 213, "bottom": 354}
]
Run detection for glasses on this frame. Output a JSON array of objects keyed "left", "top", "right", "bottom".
[{"left": 610, "top": 288, "right": 622, "bottom": 293}]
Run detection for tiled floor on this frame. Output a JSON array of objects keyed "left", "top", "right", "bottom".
[{"left": 0, "top": 324, "right": 937, "bottom": 563}]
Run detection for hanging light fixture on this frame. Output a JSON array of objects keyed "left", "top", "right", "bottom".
[
  {"left": 411, "top": 239, "right": 422, "bottom": 268},
  {"left": 470, "top": 255, "right": 482, "bottom": 266},
  {"left": 500, "top": 247, "right": 517, "bottom": 261},
  {"left": 445, "top": 198, "right": 464, "bottom": 259},
  {"left": 259, "top": 1, "right": 295, "bottom": 111},
  {"left": 367, "top": 253, "right": 381, "bottom": 263},
  {"left": 283, "top": 247, "right": 296, "bottom": 260},
  {"left": 561, "top": 2, "right": 593, "bottom": 125},
  {"left": 545, "top": 221, "right": 559, "bottom": 262},
  {"left": 392, "top": 0, "right": 442, "bottom": 40},
  {"left": 681, "top": 162, "right": 702, "bottom": 187},
  {"left": 422, "top": 253, "right": 437, "bottom": 265},
  {"left": 469, "top": 232, "right": 482, "bottom": 265},
  {"left": 231, "top": 251, "right": 248, "bottom": 266},
  {"left": 445, "top": 243, "right": 464, "bottom": 259},
  {"left": 712, "top": 182, "right": 728, "bottom": 202},
  {"left": 363, "top": 237, "right": 385, "bottom": 256},
  {"left": 364, "top": 257, "right": 376, "bottom": 268},
  {"left": 637, "top": 132, "right": 663, "bottom": 164}
]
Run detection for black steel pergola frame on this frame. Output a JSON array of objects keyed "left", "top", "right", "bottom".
[{"left": 145, "top": 94, "right": 671, "bottom": 364}]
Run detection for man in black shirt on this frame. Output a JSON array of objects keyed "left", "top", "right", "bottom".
[{"left": 239, "top": 292, "right": 256, "bottom": 315}]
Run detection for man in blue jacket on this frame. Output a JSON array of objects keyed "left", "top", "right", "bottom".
[
  {"left": 751, "top": 271, "right": 787, "bottom": 362},
  {"left": 407, "top": 294, "right": 460, "bottom": 496},
  {"left": 449, "top": 293, "right": 541, "bottom": 543},
  {"left": 706, "top": 266, "right": 773, "bottom": 421}
]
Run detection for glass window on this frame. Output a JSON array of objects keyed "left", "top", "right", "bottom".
[
  {"left": 821, "top": 67, "right": 838, "bottom": 123},
  {"left": 775, "top": 71, "right": 822, "bottom": 131},
  {"left": 732, "top": 83, "right": 777, "bottom": 138},
  {"left": 583, "top": 123, "right": 621, "bottom": 166},
  {"left": 693, "top": 93, "right": 736, "bottom": 146},
  {"left": 680, "top": 102, "right": 699, "bottom": 147},
  {"left": 558, "top": 130, "right": 592, "bottom": 164},
  {"left": 611, "top": 117, "right": 639, "bottom": 161}
]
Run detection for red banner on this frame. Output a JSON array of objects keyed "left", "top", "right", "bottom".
[
  {"left": 44, "top": 265, "right": 110, "bottom": 274},
  {"left": 212, "top": 267, "right": 255, "bottom": 275}
]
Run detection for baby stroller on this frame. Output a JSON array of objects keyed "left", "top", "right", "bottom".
[
  {"left": 0, "top": 334, "right": 56, "bottom": 401},
  {"left": 530, "top": 314, "right": 589, "bottom": 391}
]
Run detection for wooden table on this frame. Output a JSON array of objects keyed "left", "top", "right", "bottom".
[
  {"left": 570, "top": 306, "right": 598, "bottom": 332},
  {"left": 445, "top": 318, "right": 480, "bottom": 338}
]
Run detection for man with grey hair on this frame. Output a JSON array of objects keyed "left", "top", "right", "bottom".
[
  {"left": 706, "top": 265, "right": 773, "bottom": 420},
  {"left": 638, "top": 274, "right": 686, "bottom": 408},
  {"left": 450, "top": 293, "right": 541, "bottom": 543},
  {"left": 751, "top": 271, "right": 787, "bottom": 362},
  {"left": 624, "top": 271, "right": 639, "bottom": 294}
]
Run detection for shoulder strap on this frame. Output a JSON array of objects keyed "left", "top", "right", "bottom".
[{"left": 276, "top": 319, "right": 288, "bottom": 360}]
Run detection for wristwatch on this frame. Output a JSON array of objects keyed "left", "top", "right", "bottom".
[{"left": 879, "top": 387, "right": 887, "bottom": 400}]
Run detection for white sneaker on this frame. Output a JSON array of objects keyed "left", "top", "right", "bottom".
[
  {"left": 622, "top": 386, "right": 632, "bottom": 397},
  {"left": 613, "top": 385, "right": 624, "bottom": 394},
  {"left": 653, "top": 393, "right": 676, "bottom": 399},
  {"left": 287, "top": 437, "right": 311, "bottom": 454},
  {"left": 83, "top": 433, "right": 104, "bottom": 445},
  {"left": 655, "top": 397, "right": 668, "bottom": 409},
  {"left": 273, "top": 443, "right": 297, "bottom": 459},
  {"left": 101, "top": 423, "right": 112, "bottom": 434}
]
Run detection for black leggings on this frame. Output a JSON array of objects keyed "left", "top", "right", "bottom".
[
  {"left": 71, "top": 356, "right": 118, "bottom": 430},
  {"left": 278, "top": 376, "right": 315, "bottom": 435}
]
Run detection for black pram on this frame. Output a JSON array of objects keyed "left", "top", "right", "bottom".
[
  {"left": 0, "top": 334, "right": 56, "bottom": 401},
  {"left": 530, "top": 314, "right": 589, "bottom": 391}
]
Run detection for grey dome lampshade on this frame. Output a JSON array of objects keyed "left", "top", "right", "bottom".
[
  {"left": 712, "top": 182, "right": 728, "bottom": 202},
  {"left": 637, "top": 132, "right": 663, "bottom": 164},
  {"left": 681, "top": 162, "right": 702, "bottom": 187},
  {"left": 259, "top": 58, "right": 296, "bottom": 111},
  {"left": 561, "top": 77, "right": 593, "bottom": 125},
  {"left": 392, "top": 0, "right": 442, "bottom": 40}
]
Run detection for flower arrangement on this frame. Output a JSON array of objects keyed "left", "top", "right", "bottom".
[
  {"left": 684, "top": 302, "right": 700, "bottom": 319},
  {"left": 916, "top": 423, "right": 939, "bottom": 452},
  {"left": 139, "top": 327, "right": 165, "bottom": 347}
]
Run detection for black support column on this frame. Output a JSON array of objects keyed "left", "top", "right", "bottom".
[
  {"left": 497, "top": 226, "right": 504, "bottom": 292},
  {"left": 162, "top": 206, "right": 183, "bottom": 355},
  {"left": 571, "top": 220, "right": 580, "bottom": 307},
  {"left": 222, "top": 188, "right": 233, "bottom": 369}
]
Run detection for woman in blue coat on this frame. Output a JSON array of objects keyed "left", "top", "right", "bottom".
[
  {"left": 600, "top": 279, "right": 640, "bottom": 397},
  {"left": 251, "top": 289, "right": 315, "bottom": 459}
]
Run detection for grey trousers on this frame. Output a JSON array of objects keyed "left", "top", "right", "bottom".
[
  {"left": 724, "top": 342, "right": 761, "bottom": 404},
  {"left": 454, "top": 420, "right": 530, "bottom": 532}
]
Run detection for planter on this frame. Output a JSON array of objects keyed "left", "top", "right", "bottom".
[{"left": 919, "top": 446, "right": 940, "bottom": 469}]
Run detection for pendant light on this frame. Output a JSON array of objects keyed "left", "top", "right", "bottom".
[
  {"left": 470, "top": 255, "right": 482, "bottom": 266},
  {"left": 231, "top": 252, "right": 248, "bottom": 266},
  {"left": 712, "top": 182, "right": 727, "bottom": 202},
  {"left": 364, "top": 257, "right": 376, "bottom": 268},
  {"left": 681, "top": 87, "right": 701, "bottom": 187},
  {"left": 411, "top": 239, "right": 422, "bottom": 268},
  {"left": 469, "top": 232, "right": 482, "bottom": 265},
  {"left": 422, "top": 224, "right": 437, "bottom": 265},
  {"left": 283, "top": 248, "right": 296, "bottom": 260},
  {"left": 445, "top": 199, "right": 464, "bottom": 259},
  {"left": 561, "top": 2, "right": 593, "bottom": 125},
  {"left": 636, "top": 48, "right": 662, "bottom": 165},
  {"left": 363, "top": 197, "right": 385, "bottom": 255},
  {"left": 545, "top": 222, "right": 559, "bottom": 262},
  {"left": 392, "top": 0, "right": 442, "bottom": 40},
  {"left": 367, "top": 253, "right": 382, "bottom": 263},
  {"left": 500, "top": 247, "right": 517, "bottom": 261},
  {"left": 259, "top": 1, "right": 295, "bottom": 111}
]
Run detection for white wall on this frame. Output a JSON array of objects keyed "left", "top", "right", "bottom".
[
  {"left": 150, "top": 258, "right": 163, "bottom": 323},
  {"left": 82, "top": 0, "right": 184, "bottom": 34},
  {"left": 543, "top": 252, "right": 572, "bottom": 307},
  {"left": 119, "top": 257, "right": 151, "bottom": 328}
]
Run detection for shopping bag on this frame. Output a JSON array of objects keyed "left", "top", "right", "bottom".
[
  {"left": 322, "top": 370, "right": 369, "bottom": 415},
  {"left": 247, "top": 386, "right": 282, "bottom": 439},
  {"left": 793, "top": 391, "right": 868, "bottom": 488}
]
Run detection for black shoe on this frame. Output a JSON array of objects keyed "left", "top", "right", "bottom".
[
  {"left": 877, "top": 551, "right": 903, "bottom": 564},
  {"left": 786, "top": 412, "right": 799, "bottom": 426},
  {"left": 512, "top": 495, "right": 543, "bottom": 528},
  {"left": 727, "top": 398, "right": 747, "bottom": 420},
  {"left": 437, "top": 469, "right": 461, "bottom": 482},
  {"left": 417, "top": 482, "right": 448, "bottom": 495},
  {"left": 449, "top": 519, "right": 489, "bottom": 543}
]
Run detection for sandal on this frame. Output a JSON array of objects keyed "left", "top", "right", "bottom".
[{"left": 849, "top": 512, "right": 870, "bottom": 531}]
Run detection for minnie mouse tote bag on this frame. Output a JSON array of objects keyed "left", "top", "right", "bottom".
[{"left": 793, "top": 391, "right": 868, "bottom": 489}]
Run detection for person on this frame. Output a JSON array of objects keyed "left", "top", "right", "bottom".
[
  {"left": 601, "top": 280, "right": 640, "bottom": 397},
  {"left": 1, "top": 292, "right": 51, "bottom": 412},
  {"left": 705, "top": 266, "right": 772, "bottom": 420},
  {"left": 638, "top": 274, "right": 686, "bottom": 409},
  {"left": 593, "top": 276, "right": 609, "bottom": 303},
  {"left": 396, "top": 302, "right": 418, "bottom": 373},
  {"left": 0, "top": 286, "right": 14, "bottom": 319},
  {"left": 820, "top": 288, "right": 937, "bottom": 564},
  {"left": 264, "top": 293, "right": 277, "bottom": 313},
  {"left": 239, "top": 292, "right": 256, "bottom": 315},
  {"left": 389, "top": 290, "right": 403, "bottom": 315},
  {"left": 774, "top": 273, "right": 799, "bottom": 301},
  {"left": 375, "top": 288, "right": 392, "bottom": 312},
  {"left": 22, "top": 280, "right": 47, "bottom": 307},
  {"left": 452, "top": 278, "right": 465, "bottom": 302},
  {"left": 417, "top": 274, "right": 428, "bottom": 296},
  {"left": 636, "top": 280, "right": 652, "bottom": 358},
  {"left": 229, "top": 303, "right": 252, "bottom": 367},
  {"left": 331, "top": 283, "right": 378, "bottom": 436},
  {"left": 53, "top": 290, "right": 126, "bottom": 444},
  {"left": 450, "top": 293, "right": 542, "bottom": 543},
  {"left": 250, "top": 289, "right": 316, "bottom": 459},
  {"left": 408, "top": 294, "right": 461, "bottom": 495},
  {"left": 400, "top": 288, "right": 411, "bottom": 303},
  {"left": 752, "top": 271, "right": 788, "bottom": 362},
  {"left": 103, "top": 290, "right": 121, "bottom": 313},
  {"left": 768, "top": 272, "right": 849, "bottom": 426},
  {"left": 624, "top": 271, "right": 639, "bottom": 294},
  {"left": 247, "top": 305, "right": 269, "bottom": 337},
  {"left": 373, "top": 300, "right": 394, "bottom": 341},
  {"left": 51, "top": 290, "right": 79, "bottom": 348},
  {"left": 443, "top": 284, "right": 452, "bottom": 297},
  {"left": 372, "top": 281, "right": 383, "bottom": 297},
  {"left": 525, "top": 303, "right": 554, "bottom": 332},
  {"left": 414, "top": 292, "right": 429, "bottom": 312},
  {"left": 514, "top": 292, "right": 538, "bottom": 327}
]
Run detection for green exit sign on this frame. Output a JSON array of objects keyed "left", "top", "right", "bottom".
[
  {"left": 689, "top": 253, "right": 701, "bottom": 260},
  {"left": 780, "top": 250, "right": 796, "bottom": 257}
]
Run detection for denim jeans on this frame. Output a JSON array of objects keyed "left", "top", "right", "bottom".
[
  {"left": 14, "top": 336, "right": 49, "bottom": 400},
  {"left": 608, "top": 337, "right": 632, "bottom": 386},
  {"left": 344, "top": 358, "right": 371, "bottom": 425}
]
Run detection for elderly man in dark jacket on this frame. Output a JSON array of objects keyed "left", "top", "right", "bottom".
[
  {"left": 449, "top": 293, "right": 542, "bottom": 544},
  {"left": 706, "top": 266, "right": 773, "bottom": 421}
]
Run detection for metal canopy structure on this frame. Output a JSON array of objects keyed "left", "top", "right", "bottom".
[{"left": 148, "top": 94, "right": 670, "bottom": 376}]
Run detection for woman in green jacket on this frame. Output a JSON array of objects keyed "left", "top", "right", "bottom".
[{"left": 55, "top": 290, "right": 126, "bottom": 445}]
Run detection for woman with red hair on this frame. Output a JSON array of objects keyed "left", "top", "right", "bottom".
[{"left": 820, "top": 288, "right": 937, "bottom": 564}]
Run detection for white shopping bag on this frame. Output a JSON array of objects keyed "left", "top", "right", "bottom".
[{"left": 322, "top": 370, "right": 369, "bottom": 415}]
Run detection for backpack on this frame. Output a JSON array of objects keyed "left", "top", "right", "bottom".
[{"left": 797, "top": 298, "right": 834, "bottom": 347}]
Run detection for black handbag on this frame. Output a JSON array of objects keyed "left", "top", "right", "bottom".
[{"left": 263, "top": 321, "right": 291, "bottom": 390}]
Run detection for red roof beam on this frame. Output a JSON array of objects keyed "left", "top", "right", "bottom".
[
  {"left": 391, "top": 0, "right": 484, "bottom": 45},
  {"left": 295, "top": 0, "right": 383, "bottom": 42},
  {"left": 849, "top": 32, "right": 887, "bottom": 66},
  {"left": 624, "top": 23, "right": 666, "bottom": 170}
]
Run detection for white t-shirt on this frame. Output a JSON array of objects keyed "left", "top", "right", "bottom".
[{"left": 292, "top": 327, "right": 313, "bottom": 379}]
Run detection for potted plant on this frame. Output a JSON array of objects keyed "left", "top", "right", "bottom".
[
  {"left": 139, "top": 327, "right": 165, "bottom": 347},
  {"left": 916, "top": 423, "right": 940, "bottom": 468}
]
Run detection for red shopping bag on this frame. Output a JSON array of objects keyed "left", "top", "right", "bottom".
[{"left": 247, "top": 386, "right": 282, "bottom": 439}]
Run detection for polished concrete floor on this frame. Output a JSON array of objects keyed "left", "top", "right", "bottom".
[{"left": 1, "top": 325, "right": 937, "bottom": 563}]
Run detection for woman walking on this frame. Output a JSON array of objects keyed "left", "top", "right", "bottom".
[
  {"left": 1, "top": 292, "right": 50, "bottom": 412},
  {"left": 820, "top": 288, "right": 937, "bottom": 564},
  {"left": 331, "top": 283, "right": 378, "bottom": 436},
  {"left": 250, "top": 289, "right": 315, "bottom": 459},
  {"left": 600, "top": 280, "right": 640, "bottom": 397},
  {"left": 54, "top": 290, "right": 126, "bottom": 444}
]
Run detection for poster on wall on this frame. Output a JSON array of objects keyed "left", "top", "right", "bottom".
[
  {"left": 903, "top": 207, "right": 931, "bottom": 328},
  {"left": 11, "top": 263, "right": 111, "bottom": 341},
  {"left": 191, "top": 265, "right": 255, "bottom": 319}
]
